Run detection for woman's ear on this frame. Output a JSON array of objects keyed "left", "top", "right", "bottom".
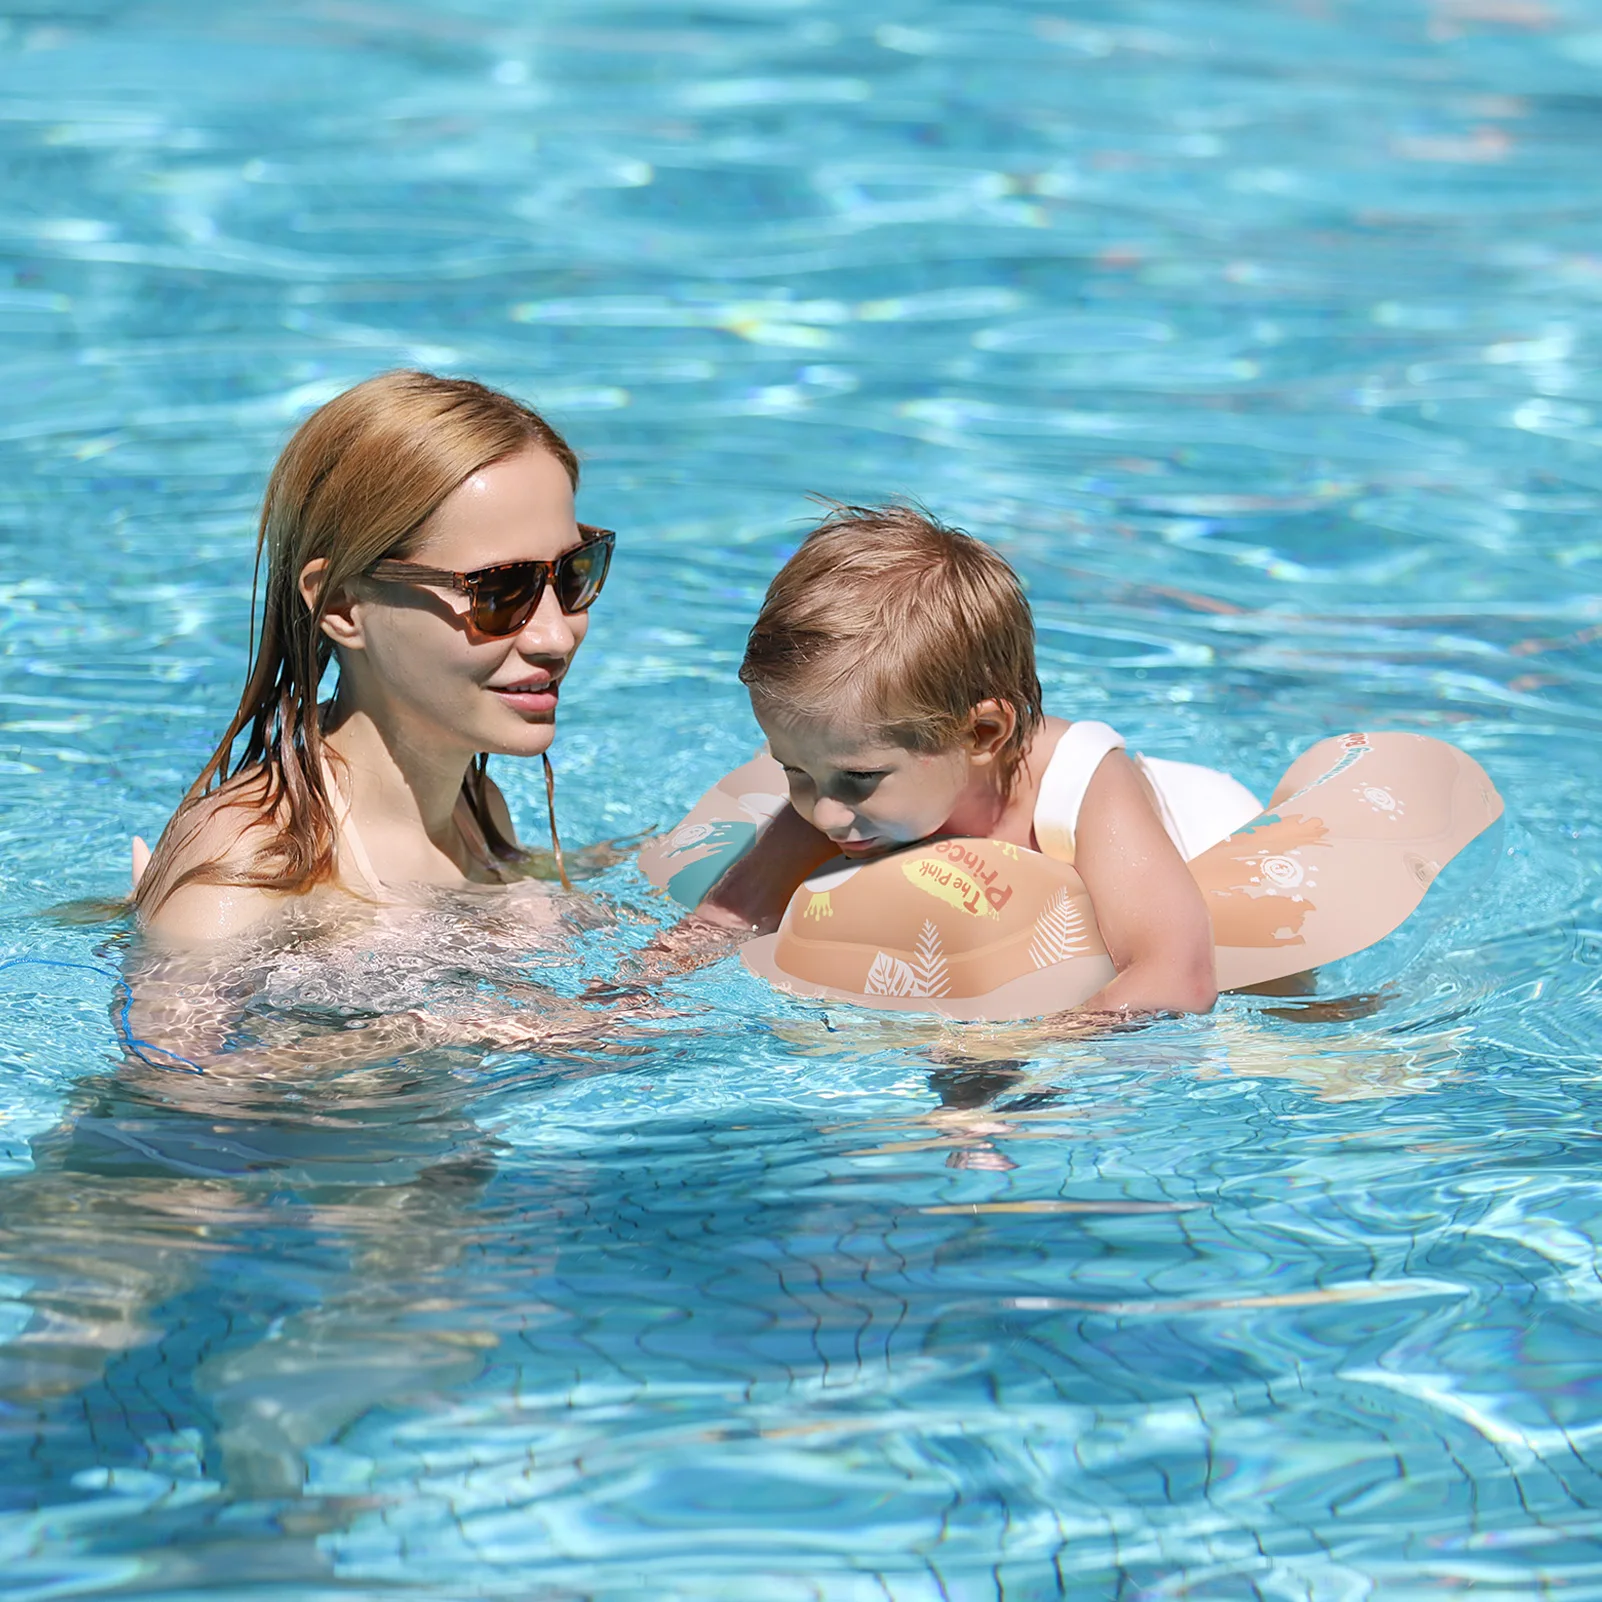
[
  {"left": 299, "top": 557, "right": 365, "bottom": 650},
  {"left": 966, "top": 698, "right": 1017, "bottom": 766}
]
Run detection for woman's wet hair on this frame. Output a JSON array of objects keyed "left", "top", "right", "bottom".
[
  {"left": 739, "top": 502, "right": 1044, "bottom": 796},
  {"left": 135, "top": 370, "right": 578, "bottom": 917}
]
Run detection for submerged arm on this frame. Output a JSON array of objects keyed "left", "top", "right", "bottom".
[{"left": 119, "top": 952, "right": 643, "bottom": 1085}]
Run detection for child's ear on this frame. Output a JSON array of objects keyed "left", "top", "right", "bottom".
[
  {"left": 966, "top": 699, "right": 1016, "bottom": 766},
  {"left": 299, "top": 557, "right": 365, "bottom": 651}
]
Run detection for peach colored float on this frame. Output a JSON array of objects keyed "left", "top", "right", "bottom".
[{"left": 640, "top": 733, "right": 1503, "bottom": 1020}]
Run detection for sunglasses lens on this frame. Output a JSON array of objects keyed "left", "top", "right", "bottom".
[
  {"left": 556, "top": 538, "right": 611, "bottom": 613},
  {"left": 464, "top": 537, "right": 611, "bottom": 634},
  {"left": 472, "top": 571, "right": 543, "bottom": 636}
]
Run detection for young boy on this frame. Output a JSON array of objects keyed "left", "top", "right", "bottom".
[{"left": 689, "top": 503, "right": 1263, "bottom": 1016}]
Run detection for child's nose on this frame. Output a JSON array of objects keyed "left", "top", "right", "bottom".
[{"left": 810, "top": 795, "right": 856, "bottom": 835}]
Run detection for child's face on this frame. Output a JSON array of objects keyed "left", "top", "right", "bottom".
[{"left": 758, "top": 707, "right": 972, "bottom": 858}]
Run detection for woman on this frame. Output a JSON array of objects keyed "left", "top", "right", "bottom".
[
  {"left": 10, "top": 374, "right": 621, "bottom": 1462},
  {"left": 134, "top": 369, "right": 612, "bottom": 943}
]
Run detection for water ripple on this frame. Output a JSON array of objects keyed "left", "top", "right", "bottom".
[{"left": 1, "top": 0, "right": 1601, "bottom": 1594}]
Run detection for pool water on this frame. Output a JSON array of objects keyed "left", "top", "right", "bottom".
[{"left": 2, "top": 0, "right": 1602, "bottom": 1594}]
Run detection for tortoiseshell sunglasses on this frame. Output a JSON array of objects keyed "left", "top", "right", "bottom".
[{"left": 366, "top": 525, "right": 614, "bottom": 637}]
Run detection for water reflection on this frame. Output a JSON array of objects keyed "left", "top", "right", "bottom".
[
  {"left": 0, "top": 901, "right": 645, "bottom": 1510},
  {"left": 11, "top": 1073, "right": 497, "bottom": 1498}
]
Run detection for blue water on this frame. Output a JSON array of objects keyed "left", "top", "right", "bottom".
[{"left": 2, "top": 0, "right": 1602, "bottom": 1594}]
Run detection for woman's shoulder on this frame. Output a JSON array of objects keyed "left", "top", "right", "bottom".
[{"left": 138, "top": 775, "right": 289, "bottom": 944}]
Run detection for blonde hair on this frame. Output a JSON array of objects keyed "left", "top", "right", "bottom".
[
  {"left": 739, "top": 503, "right": 1044, "bottom": 794},
  {"left": 135, "top": 369, "right": 579, "bottom": 916}
]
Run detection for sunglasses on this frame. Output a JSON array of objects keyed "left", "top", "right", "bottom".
[{"left": 367, "top": 526, "right": 615, "bottom": 637}]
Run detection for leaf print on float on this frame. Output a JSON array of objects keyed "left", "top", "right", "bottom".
[
  {"left": 863, "top": 921, "right": 951, "bottom": 999},
  {"left": 871, "top": 948, "right": 922, "bottom": 986},
  {"left": 1029, "top": 888, "right": 1092, "bottom": 968},
  {"left": 865, "top": 951, "right": 920, "bottom": 997},
  {"left": 911, "top": 920, "right": 951, "bottom": 997}
]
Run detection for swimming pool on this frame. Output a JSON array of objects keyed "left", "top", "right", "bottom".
[{"left": 2, "top": 0, "right": 1601, "bottom": 1593}]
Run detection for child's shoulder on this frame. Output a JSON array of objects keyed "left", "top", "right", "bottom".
[
  {"left": 1026, "top": 715, "right": 1137, "bottom": 860},
  {"left": 1027, "top": 713, "right": 1118, "bottom": 780},
  {"left": 1034, "top": 712, "right": 1076, "bottom": 746}
]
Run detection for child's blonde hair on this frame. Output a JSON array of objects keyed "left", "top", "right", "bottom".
[{"left": 739, "top": 503, "right": 1044, "bottom": 795}]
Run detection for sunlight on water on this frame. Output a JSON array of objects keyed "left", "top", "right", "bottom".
[{"left": 2, "top": 1, "right": 1602, "bottom": 1595}]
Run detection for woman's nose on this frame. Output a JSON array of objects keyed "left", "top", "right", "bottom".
[{"left": 514, "top": 584, "right": 579, "bottom": 655}]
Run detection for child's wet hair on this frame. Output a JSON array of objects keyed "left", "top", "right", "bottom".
[{"left": 739, "top": 502, "right": 1044, "bottom": 794}]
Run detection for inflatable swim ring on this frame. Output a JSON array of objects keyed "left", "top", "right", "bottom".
[{"left": 641, "top": 732, "right": 1503, "bottom": 1020}]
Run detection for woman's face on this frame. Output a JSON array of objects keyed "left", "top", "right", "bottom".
[{"left": 342, "top": 445, "right": 592, "bottom": 760}]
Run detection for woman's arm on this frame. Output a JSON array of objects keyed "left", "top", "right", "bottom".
[
  {"left": 1071, "top": 752, "right": 1217, "bottom": 1016},
  {"left": 120, "top": 941, "right": 646, "bottom": 1082}
]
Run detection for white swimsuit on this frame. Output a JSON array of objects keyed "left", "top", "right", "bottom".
[{"left": 1033, "top": 720, "right": 1262, "bottom": 864}]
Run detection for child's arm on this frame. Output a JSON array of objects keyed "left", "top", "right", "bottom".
[
  {"left": 599, "top": 805, "right": 837, "bottom": 989},
  {"left": 682, "top": 803, "right": 838, "bottom": 934},
  {"left": 1070, "top": 752, "right": 1218, "bottom": 1016}
]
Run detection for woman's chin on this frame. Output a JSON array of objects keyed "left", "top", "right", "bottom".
[
  {"left": 477, "top": 715, "right": 558, "bottom": 759},
  {"left": 508, "top": 728, "right": 559, "bottom": 759}
]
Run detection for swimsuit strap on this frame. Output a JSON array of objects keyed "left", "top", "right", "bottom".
[
  {"left": 452, "top": 790, "right": 513, "bottom": 884},
  {"left": 321, "top": 760, "right": 386, "bottom": 898},
  {"left": 1033, "top": 720, "right": 1127, "bottom": 864},
  {"left": 322, "top": 759, "right": 511, "bottom": 893}
]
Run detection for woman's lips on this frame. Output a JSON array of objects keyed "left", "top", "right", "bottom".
[{"left": 490, "top": 680, "right": 559, "bottom": 716}]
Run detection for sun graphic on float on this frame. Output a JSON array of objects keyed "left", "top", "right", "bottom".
[
  {"left": 1355, "top": 783, "right": 1405, "bottom": 822},
  {"left": 1246, "top": 850, "right": 1319, "bottom": 905}
]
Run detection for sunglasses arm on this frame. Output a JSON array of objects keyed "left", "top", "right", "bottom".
[{"left": 366, "top": 561, "right": 470, "bottom": 590}]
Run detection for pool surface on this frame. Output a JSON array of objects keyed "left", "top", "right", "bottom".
[{"left": 3, "top": 1, "right": 1602, "bottom": 1595}]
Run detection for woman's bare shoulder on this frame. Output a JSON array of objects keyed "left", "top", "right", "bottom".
[{"left": 140, "top": 779, "right": 288, "bottom": 944}]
